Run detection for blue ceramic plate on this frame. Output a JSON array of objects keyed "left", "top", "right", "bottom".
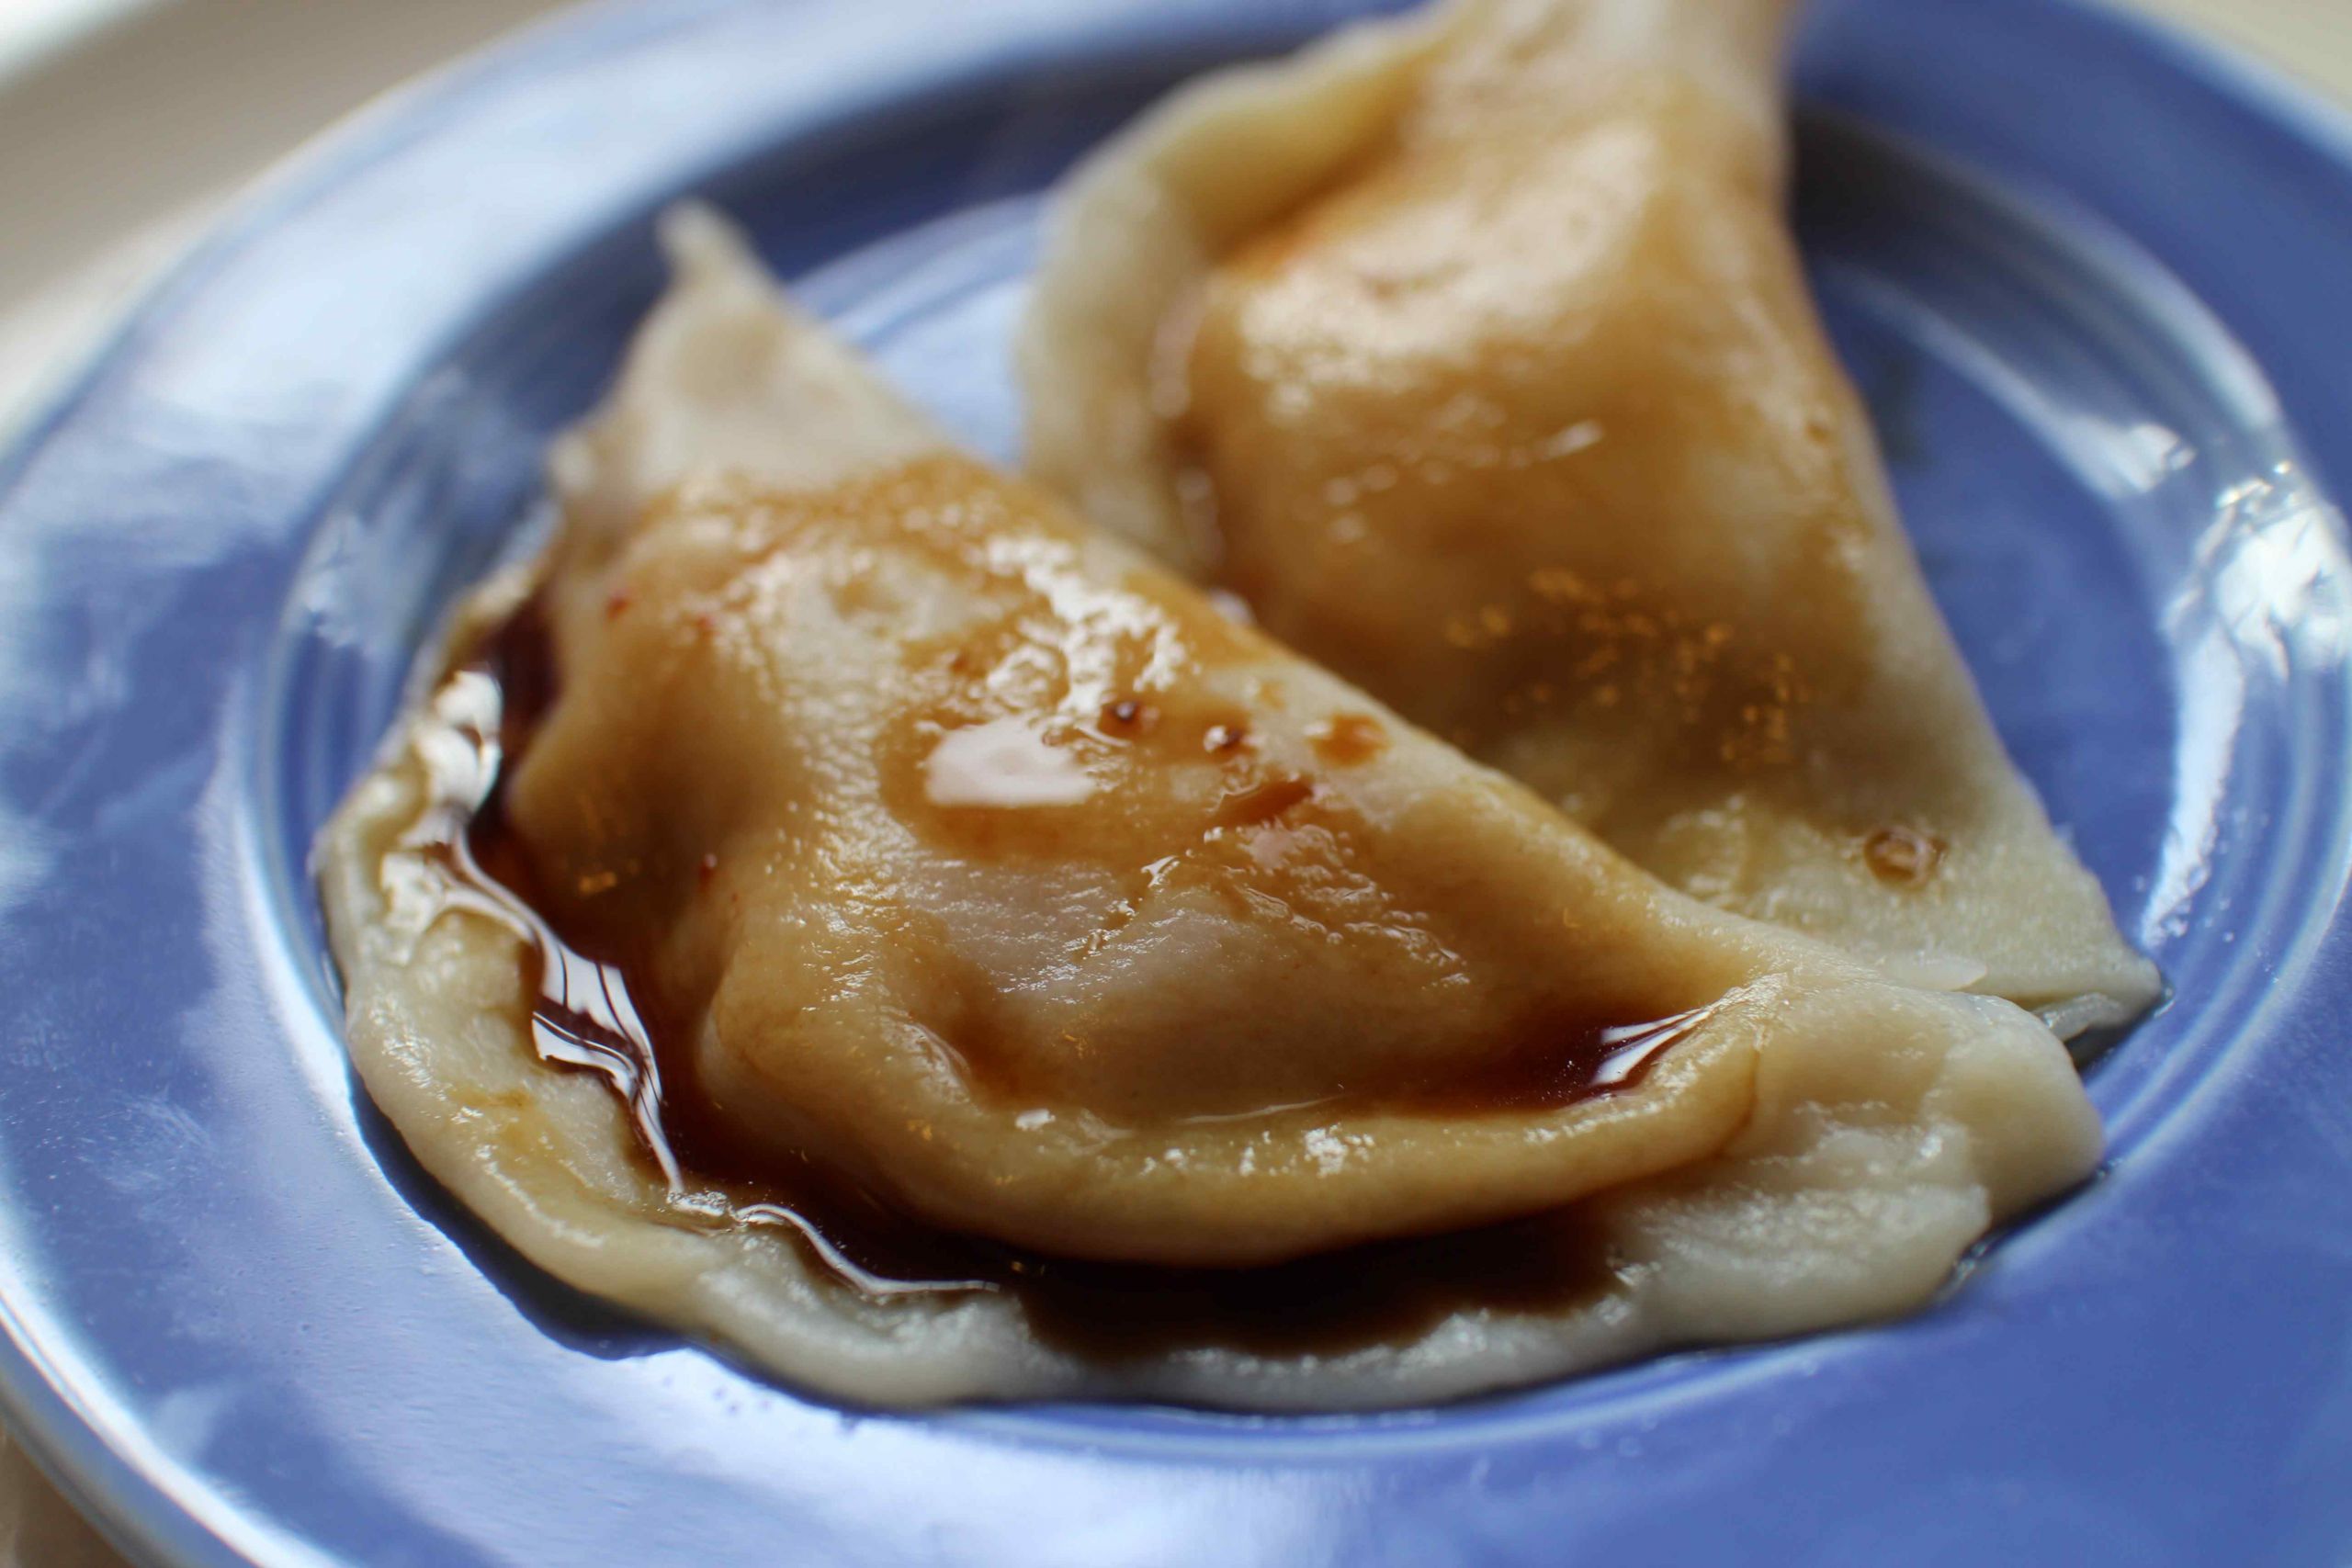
[{"left": 5, "top": 0, "right": 2352, "bottom": 1562}]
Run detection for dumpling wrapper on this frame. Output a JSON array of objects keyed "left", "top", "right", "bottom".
[
  {"left": 1020, "top": 0, "right": 2160, "bottom": 1032},
  {"left": 320, "top": 209, "right": 2100, "bottom": 1408}
]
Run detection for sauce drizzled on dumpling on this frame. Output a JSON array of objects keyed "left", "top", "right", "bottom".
[
  {"left": 401, "top": 455, "right": 1800, "bottom": 1275},
  {"left": 391, "top": 574, "right": 1687, "bottom": 1354}
]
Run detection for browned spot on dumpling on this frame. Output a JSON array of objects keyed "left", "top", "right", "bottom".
[
  {"left": 1312, "top": 712, "right": 1388, "bottom": 766},
  {"left": 1204, "top": 721, "right": 1251, "bottom": 756},
  {"left": 1097, "top": 697, "right": 1160, "bottom": 739},
  {"left": 1863, "top": 826, "right": 1945, "bottom": 889},
  {"left": 1214, "top": 773, "right": 1317, "bottom": 830}
]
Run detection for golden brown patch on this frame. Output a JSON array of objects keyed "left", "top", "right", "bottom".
[
  {"left": 1312, "top": 713, "right": 1389, "bottom": 766},
  {"left": 1863, "top": 827, "right": 1946, "bottom": 890}
]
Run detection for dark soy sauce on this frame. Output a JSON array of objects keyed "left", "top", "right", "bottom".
[{"left": 419, "top": 603, "right": 1634, "bottom": 1360}]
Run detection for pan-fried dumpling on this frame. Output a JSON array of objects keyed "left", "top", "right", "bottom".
[
  {"left": 320, "top": 209, "right": 2100, "bottom": 1409},
  {"left": 1021, "top": 0, "right": 2159, "bottom": 1031}
]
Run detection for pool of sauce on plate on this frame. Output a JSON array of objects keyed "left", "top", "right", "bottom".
[{"left": 419, "top": 600, "right": 1666, "bottom": 1359}]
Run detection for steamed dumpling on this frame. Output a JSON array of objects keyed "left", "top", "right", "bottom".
[
  {"left": 319, "top": 209, "right": 2100, "bottom": 1408},
  {"left": 1021, "top": 0, "right": 2159, "bottom": 1031}
]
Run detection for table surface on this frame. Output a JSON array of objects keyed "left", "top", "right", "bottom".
[{"left": 0, "top": 0, "right": 2343, "bottom": 1562}]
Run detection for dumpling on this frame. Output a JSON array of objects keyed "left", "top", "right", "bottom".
[
  {"left": 319, "top": 209, "right": 2100, "bottom": 1409},
  {"left": 1021, "top": 0, "right": 2160, "bottom": 1032}
]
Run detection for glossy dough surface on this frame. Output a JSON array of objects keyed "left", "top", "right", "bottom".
[
  {"left": 319, "top": 211, "right": 2101, "bottom": 1408},
  {"left": 1021, "top": 0, "right": 2160, "bottom": 1031}
]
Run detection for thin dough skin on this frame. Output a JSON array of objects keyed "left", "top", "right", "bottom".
[
  {"left": 319, "top": 209, "right": 2100, "bottom": 1410},
  {"left": 1020, "top": 0, "right": 2161, "bottom": 1031}
]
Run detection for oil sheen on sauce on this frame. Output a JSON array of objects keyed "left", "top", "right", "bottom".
[{"left": 403, "top": 600, "right": 1724, "bottom": 1359}]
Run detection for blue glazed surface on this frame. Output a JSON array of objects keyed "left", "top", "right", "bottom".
[{"left": 3, "top": 0, "right": 2351, "bottom": 1562}]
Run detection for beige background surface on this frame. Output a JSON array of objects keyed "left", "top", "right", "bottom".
[{"left": 0, "top": 0, "right": 2345, "bottom": 1562}]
